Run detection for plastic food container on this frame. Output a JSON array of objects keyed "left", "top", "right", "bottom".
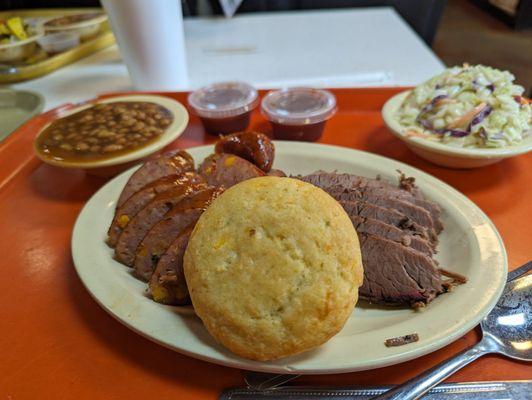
[
  {"left": 0, "top": 29, "right": 43, "bottom": 63},
  {"left": 43, "top": 13, "right": 107, "bottom": 41},
  {"left": 37, "top": 32, "right": 80, "bottom": 54},
  {"left": 261, "top": 87, "right": 337, "bottom": 141},
  {"left": 188, "top": 82, "right": 258, "bottom": 135}
]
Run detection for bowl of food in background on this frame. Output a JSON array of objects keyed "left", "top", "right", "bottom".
[
  {"left": 0, "top": 17, "right": 43, "bottom": 63},
  {"left": 382, "top": 64, "right": 531, "bottom": 168},
  {"left": 37, "top": 32, "right": 80, "bottom": 55},
  {"left": 33, "top": 95, "right": 189, "bottom": 177},
  {"left": 43, "top": 12, "right": 107, "bottom": 41}
]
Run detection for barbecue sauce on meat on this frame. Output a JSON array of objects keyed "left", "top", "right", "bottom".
[{"left": 215, "top": 131, "right": 274, "bottom": 172}]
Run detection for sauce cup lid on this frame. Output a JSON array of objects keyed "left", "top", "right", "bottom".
[
  {"left": 188, "top": 81, "right": 258, "bottom": 119},
  {"left": 261, "top": 87, "right": 337, "bottom": 125}
]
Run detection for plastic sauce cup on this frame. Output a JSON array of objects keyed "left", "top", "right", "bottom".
[
  {"left": 188, "top": 82, "right": 258, "bottom": 136},
  {"left": 261, "top": 87, "right": 337, "bottom": 141}
]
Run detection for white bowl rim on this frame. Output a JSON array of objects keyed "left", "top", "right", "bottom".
[
  {"left": 382, "top": 90, "right": 532, "bottom": 159},
  {"left": 33, "top": 94, "right": 189, "bottom": 169},
  {"left": 43, "top": 13, "right": 108, "bottom": 31},
  {"left": 0, "top": 28, "right": 44, "bottom": 49}
]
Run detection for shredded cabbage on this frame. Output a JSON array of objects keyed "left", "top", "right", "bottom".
[{"left": 396, "top": 64, "right": 531, "bottom": 148}]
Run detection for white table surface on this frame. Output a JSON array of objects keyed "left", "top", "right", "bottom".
[{"left": 14, "top": 8, "right": 444, "bottom": 110}]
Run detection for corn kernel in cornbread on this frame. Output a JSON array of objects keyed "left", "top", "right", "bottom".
[{"left": 184, "top": 177, "right": 363, "bottom": 361}]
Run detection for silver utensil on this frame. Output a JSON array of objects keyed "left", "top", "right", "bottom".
[
  {"left": 507, "top": 260, "right": 531, "bottom": 282},
  {"left": 222, "top": 380, "right": 532, "bottom": 399},
  {"left": 244, "top": 372, "right": 300, "bottom": 390},
  {"left": 244, "top": 261, "right": 531, "bottom": 392},
  {"left": 373, "top": 272, "right": 531, "bottom": 399}
]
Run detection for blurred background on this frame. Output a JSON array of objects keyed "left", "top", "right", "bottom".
[{"left": 3, "top": 0, "right": 531, "bottom": 90}]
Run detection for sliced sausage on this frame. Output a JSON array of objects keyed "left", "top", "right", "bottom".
[
  {"left": 116, "top": 149, "right": 195, "bottom": 207},
  {"left": 149, "top": 227, "right": 192, "bottom": 305},
  {"left": 133, "top": 186, "right": 224, "bottom": 281},
  {"left": 267, "top": 169, "right": 286, "bottom": 177},
  {"left": 114, "top": 182, "right": 206, "bottom": 266},
  {"left": 215, "top": 131, "right": 275, "bottom": 172},
  {"left": 198, "top": 153, "right": 265, "bottom": 188},
  {"left": 107, "top": 172, "right": 205, "bottom": 247}
]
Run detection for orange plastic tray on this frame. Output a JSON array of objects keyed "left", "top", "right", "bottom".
[{"left": 1, "top": 88, "right": 530, "bottom": 399}]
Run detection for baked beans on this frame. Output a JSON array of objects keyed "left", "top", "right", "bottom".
[{"left": 36, "top": 101, "right": 173, "bottom": 162}]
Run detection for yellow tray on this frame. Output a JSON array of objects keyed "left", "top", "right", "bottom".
[{"left": 0, "top": 8, "right": 115, "bottom": 83}]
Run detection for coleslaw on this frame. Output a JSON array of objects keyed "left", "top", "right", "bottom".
[{"left": 397, "top": 64, "right": 531, "bottom": 148}]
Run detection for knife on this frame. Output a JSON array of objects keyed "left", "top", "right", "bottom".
[
  {"left": 220, "top": 381, "right": 531, "bottom": 400},
  {"left": 507, "top": 260, "right": 531, "bottom": 282}
]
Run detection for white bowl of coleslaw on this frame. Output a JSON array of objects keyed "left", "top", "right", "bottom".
[{"left": 382, "top": 65, "right": 531, "bottom": 168}]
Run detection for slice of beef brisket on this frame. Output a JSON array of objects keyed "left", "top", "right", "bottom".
[
  {"left": 362, "top": 187, "right": 443, "bottom": 233},
  {"left": 358, "top": 233, "right": 444, "bottom": 305},
  {"left": 327, "top": 186, "right": 438, "bottom": 242},
  {"left": 350, "top": 215, "right": 433, "bottom": 256},
  {"left": 299, "top": 171, "right": 443, "bottom": 233},
  {"left": 299, "top": 171, "right": 421, "bottom": 201},
  {"left": 295, "top": 171, "right": 448, "bottom": 307},
  {"left": 339, "top": 200, "right": 434, "bottom": 244}
]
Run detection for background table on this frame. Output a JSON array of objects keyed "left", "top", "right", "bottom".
[
  {"left": 0, "top": 88, "right": 530, "bottom": 399},
  {"left": 13, "top": 8, "right": 444, "bottom": 109}
]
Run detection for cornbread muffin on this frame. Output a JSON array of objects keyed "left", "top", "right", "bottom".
[{"left": 184, "top": 177, "right": 363, "bottom": 361}]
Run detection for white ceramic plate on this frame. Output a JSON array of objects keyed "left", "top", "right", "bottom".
[
  {"left": 72, "top": 142, "right": 507, "bottom": 374},
  {"left": 382, "top": 91, "right": 532, "bottom": 169}
]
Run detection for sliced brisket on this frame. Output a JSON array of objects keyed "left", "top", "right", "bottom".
[
  {"left": 327, "top": 185, "right": 438, "bottom": 241},
  {"left": 350, "top": 215, "right": 433, "bottom": 256},
  {"left": 358, "top": 233, "right": 444, "bottom": 305},
  {"left": 299, "top": 171, "right": 443, "bottom": 233},
  {"left": 339, "top": 200, "right": 433, "bottom": 244},
  {"left": 363, "top": 187, "right": 443, "bottom": 233}
]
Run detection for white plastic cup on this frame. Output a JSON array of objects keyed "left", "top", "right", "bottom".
[{"left": 101, "top": 0, "right": 188, "bottom": 91}]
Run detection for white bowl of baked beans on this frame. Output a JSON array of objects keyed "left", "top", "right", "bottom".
[{"left": 34, "top": 95, "right": 189, "bottom": 176}]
